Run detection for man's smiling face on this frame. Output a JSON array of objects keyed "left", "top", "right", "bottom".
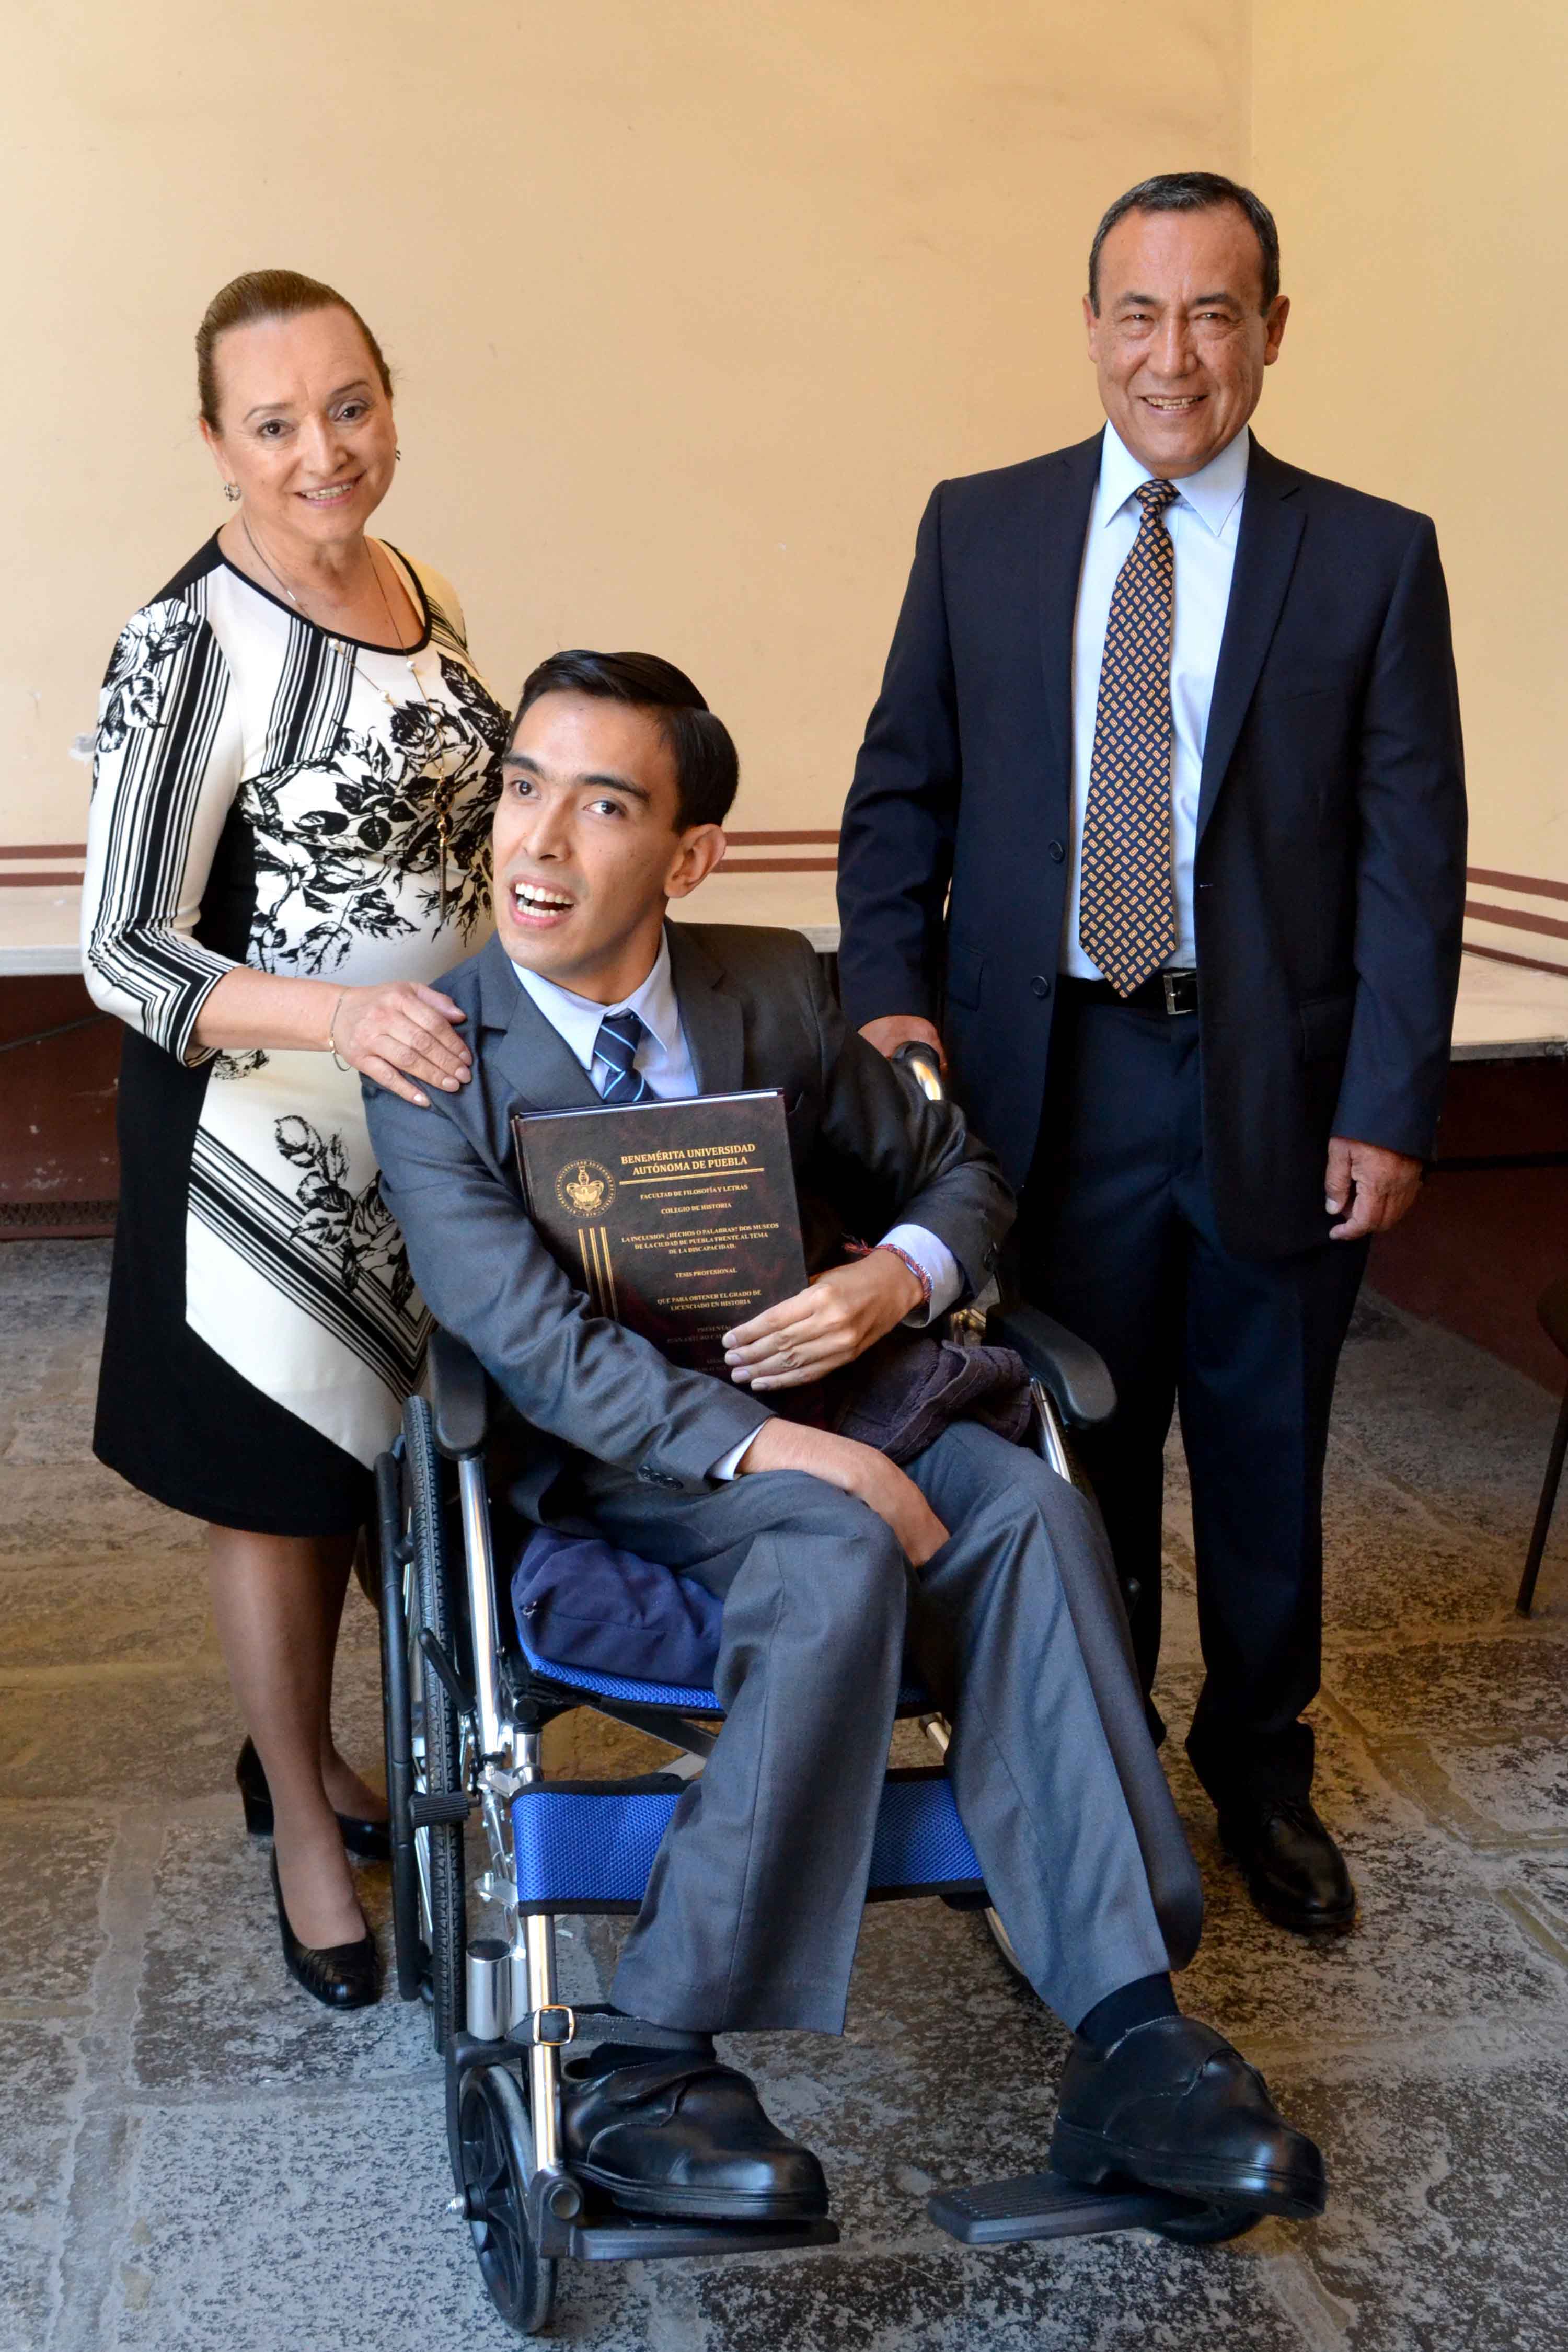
[
  {"left": 492, "top": 691, "right": 725, "bottom": 1005},
  {"left": 1085, "top": 203, "right": 1288, "bottom": 478}
]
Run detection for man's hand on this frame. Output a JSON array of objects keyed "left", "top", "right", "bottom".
[
  {"left": 735, "top": 1419, "right": 949, "bottom": 1564},
  {"left": 723, "top": 1253, "right": 923, "bottom": 1390},
  {"left": 859, "top": 1014, "right": 946, "bottom": 1070},
  {"left": 1324, "top": 1135, "right": 1423, "bottom": 1240}
]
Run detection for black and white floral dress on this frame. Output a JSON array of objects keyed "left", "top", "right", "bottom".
[{"left": 82, "top": 537, "right": 506, "bottom": 1532}]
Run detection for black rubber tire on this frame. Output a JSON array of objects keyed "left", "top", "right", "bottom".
[
  {"left": 456, "top": 2064, "right": 558, "bottom": 2337},
  {"left": 1153, "top": 2201, "right": 1266, "bottom": 2245},
  {"left": 983, "top": 1905, "right": 1033, "bottom": 1986},
  {"left": 403, "top": 1395, "right": 468, "bottom": 2052},
  {"left": 376, "top": 1451, "right": 426, "bottom": 2005}
]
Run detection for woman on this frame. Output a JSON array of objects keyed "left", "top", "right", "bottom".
[{"left": 83, "top": 271, "right": 508, "bottom": 2008}]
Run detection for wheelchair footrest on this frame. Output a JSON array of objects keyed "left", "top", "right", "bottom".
[
  {"left": 927, "top": 2169, "right": 1201, "bottom": 2245},
  {"left": 564, "top": 2208, "right": 840, "bottom": 2262}
]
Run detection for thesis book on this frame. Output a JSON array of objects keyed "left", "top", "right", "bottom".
[{"left": 512, "top": 1090, "right": 808, "bottom": 1372}]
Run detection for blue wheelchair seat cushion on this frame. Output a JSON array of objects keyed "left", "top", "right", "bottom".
[{"left": 512, "top": 1525, "right": 724, "bottom": 1689}]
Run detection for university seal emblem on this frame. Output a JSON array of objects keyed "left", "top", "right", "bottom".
[{"left": 556, "top": 1158, "right": 616, "bottom": 1218}]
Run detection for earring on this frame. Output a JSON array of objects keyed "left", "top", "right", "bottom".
[
  {"left": 394, "top": 447, "right": 402, "bottom": 462},
  {"left": 223, "top": 482, "right": 240, "bottom": 502}
]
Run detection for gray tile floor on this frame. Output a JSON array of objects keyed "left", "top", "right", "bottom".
[{"left": 4, "top": 1241, "right": 1566, "bottom": 2350}]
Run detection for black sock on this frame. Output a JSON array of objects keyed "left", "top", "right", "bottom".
[{"left": 1075, "top": 1971, "right": 1179, "bottom": 2054}]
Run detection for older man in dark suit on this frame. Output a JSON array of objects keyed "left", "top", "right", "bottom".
[
  {"left": 367, "top": 649, "right": 1324, "bottom": 2231},
  {"left": 837, "top": 172, "right": 1467, "bottom": 1935}
]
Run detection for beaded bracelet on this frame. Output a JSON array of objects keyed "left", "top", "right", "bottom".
[{"left": 843, "top": 1237, "right": 932, "bottom": 1310}]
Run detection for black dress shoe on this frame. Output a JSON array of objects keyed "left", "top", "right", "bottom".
[
  {"left": 560, "top": 2053, "right": 829, "bottom": 2220},
  {"left": 237, "top": 1739, "right": 391, "bottom": 1863},
  {"left": 1051, "top": 2015, "right": 1326, "bottom": 2219},
  {"left": 270, "top": 1853, "right": 381, "bottom": 2010},
  {"left": 1219, "top": 1797, "right": 1356, "bottom": 1934}
]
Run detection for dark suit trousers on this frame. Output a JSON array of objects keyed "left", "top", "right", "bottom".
[
  {"left": 577, "top": 1424, "right": 1181, "bottom": 2037},
  {"left": 1020, "top": 995, "right": 1369, "bottom": 1808}
]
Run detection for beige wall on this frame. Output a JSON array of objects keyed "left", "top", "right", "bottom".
[
  {"left": 3, "top": 1, "right": 1247, "bottom": 845},
  {"left": 1252, "top": 0, "right": 1568, "bottom": 938},
  {"left": 11, "top": 1, "right": 1559, "bottom": 932}
]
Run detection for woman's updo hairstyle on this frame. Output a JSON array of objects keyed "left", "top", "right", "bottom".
[{"left": 197, "top": 270, "right": 394, "bottom": 430}]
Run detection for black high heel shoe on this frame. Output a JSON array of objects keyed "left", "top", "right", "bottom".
[
  {"left": 236, "top": 1739, "right": 392, "bottom": 1862},
  {"left": 269, "top": 1853, "right": 381, "bottom": 2010}
]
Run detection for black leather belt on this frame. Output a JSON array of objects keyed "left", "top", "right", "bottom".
[{"left": 1057, "top": 971, "right": 1198, "bottom": 1016}]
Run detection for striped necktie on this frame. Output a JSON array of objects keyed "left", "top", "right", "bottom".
[
  {"left": 593, "top": 1007, "right": 651, "bottom": 1104},
  {"left": 1078, "top": 476, "right": 1181, "bottom": 996}
]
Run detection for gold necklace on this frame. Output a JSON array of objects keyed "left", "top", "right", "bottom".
[{"left": 238, "top": 516, "right": 457, "bottom": 917}]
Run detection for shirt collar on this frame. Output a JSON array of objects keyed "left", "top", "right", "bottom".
[
  {"left": 509, "top": 928, "right": 681, "bottom": 1069},
  {"left": 1095, "top": 418, "right": 1250, "bottom": 539}
]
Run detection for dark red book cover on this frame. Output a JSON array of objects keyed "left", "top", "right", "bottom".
[{"left": 513, "top": 1091, "right": 808, "bottom": 1372}]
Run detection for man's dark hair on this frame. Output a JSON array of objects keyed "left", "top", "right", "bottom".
[
  {"left": 1088, "top": 172, "right": 1281, "bottom": 314},
  {"left": 511, "top": 650, "right": 740, "bottom": 830}
]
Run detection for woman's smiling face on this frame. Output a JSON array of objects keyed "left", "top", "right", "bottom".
[{"left": 201, "top": 305, "right": 398, "bottom": 557}]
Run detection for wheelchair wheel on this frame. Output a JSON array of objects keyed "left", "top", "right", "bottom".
[
  {"left": 386, "top": 1396, "right": 468, "bottom": 2051},
  {"left": 984, "top": 1906, "right": 1030, "bottom": 1984},
  {"left": 455, "top": 2062, "right": 557, "bottom": 2337},
  {"left": 1152, "top": 2201, "right": 1265, "bottom": 2245}
]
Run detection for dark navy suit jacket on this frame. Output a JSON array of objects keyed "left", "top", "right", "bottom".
[{"left": 836, "top": 433, "right": 1468, "bottom": 1259}]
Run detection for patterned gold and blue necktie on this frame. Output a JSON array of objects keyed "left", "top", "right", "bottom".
[
  {"left": 1078, "top": 477, "right": 1181, "bottom": 995},
  {"left": 593, "top": 1007, "right": 651, "bottom": 1104}
]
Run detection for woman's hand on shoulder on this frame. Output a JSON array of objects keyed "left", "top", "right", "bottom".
[{"left": 333, "top": 982, "right": 472, "bottom": 1109}]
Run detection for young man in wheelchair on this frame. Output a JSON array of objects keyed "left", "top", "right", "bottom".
[{"left": 366, "top": 650, "right": 1325, "bottom": 2230}]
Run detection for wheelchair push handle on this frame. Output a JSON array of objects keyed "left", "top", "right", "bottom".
[{"left": 892, "top": 1040, "right": 946, "bottom": 1103}]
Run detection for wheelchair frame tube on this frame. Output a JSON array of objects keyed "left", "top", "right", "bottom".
[
  {"left": 523, "top": 1912, "right": 563, "bottom": 2168},
  {"left": 457, "top": 1456, "right": 507, "bottom": 1761},
  {"left": 1033, "top": 1382, "right": 1073, "bottom": 1483},
  {"left": 513, "top": 1730, "right": 564, "bottom": 2170}
]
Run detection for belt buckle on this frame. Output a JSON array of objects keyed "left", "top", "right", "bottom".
[
  {"left": 1161, "top": 972, "right": 1197, "bottom": 1017},
  {"left": 529, "top": 2004, "right": 578, "bottom": 2046}
]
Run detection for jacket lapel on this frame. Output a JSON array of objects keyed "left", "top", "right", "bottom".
[
  {"left": 479, "top": 937, "right": 603, "bottom": 1112},
  {"left": 666, "top": 922, "right": 745, "bottom": 1094},
  {"left": 1039, "top": 434, "right": 1104, "bottom": 794},
  {"left": 1196, "top": 439, "right": 1306, "bottom": 847}
]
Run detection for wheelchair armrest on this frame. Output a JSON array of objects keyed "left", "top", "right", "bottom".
[
  {"left": 987, "top": 1304, "right": 1116, "bottom": 1430},
  {"left": 428, "top": 1327, "right": 491, "bottom": 1459}
]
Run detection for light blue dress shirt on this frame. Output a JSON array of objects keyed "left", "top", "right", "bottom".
[
  {"left": 1060, "top": 420, "right": 1250, "bottom": 979},
  {"left": 510, "top": 933, "right": 961, "bottom": 1473},
  {"left": 513, "top": 931, "right": 699, "bottom": 1101}
]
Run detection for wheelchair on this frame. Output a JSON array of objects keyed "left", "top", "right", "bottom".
[{"left": 374, "top": 1051, "right": 1261, "bottom": 2337}]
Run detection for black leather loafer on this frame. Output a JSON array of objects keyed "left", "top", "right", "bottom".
[
  {"left": 1219, "top": 1798, "right": 1357, "bottom": 1934},
  {"left": 1050, "top": 2015, "right": 1327, "bottom": 2220},
  {"left": 270, "top": 1853, "right": 381, "bottom": 2010},
  {"left": 560, "top": 2054, "right": 828, "bottom": 2220},
  {"left": 237, "top": 1738, "right": 391, "bottom": 1863}
]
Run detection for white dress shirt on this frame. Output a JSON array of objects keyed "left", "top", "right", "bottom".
[
  {"left": 510, "top": 933, "right": 962, "bottom": 1473},
  {"left": 1060, "top": 421, "right": 1250, "bottom": 978}
]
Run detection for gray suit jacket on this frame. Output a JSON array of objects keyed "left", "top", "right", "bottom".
[{"left": 366, "top": 921, "right": 1013, "bottom": 1504}]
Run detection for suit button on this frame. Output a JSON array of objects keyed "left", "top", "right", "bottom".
[
  {"left": 1048, "top": 840, "right": 1065, "bottom": 863},
  {"left": 1030, "top": 975, "right": 1053, "bottom": 1000}
]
